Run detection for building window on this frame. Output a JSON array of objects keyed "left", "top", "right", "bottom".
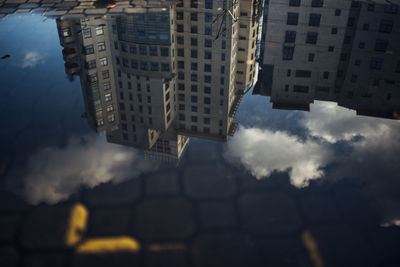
[
  {"left": 178, "top": 72, "right": 185, "bottom": 80},
  {"left": 191, "top": 74, "right": 198, "bottom": 82},
  {"left": 306, "top": 32, "right": 318, "bottom": 44},
  {"left": 161, "top": 47, "right": 169, "bottom": 56},
  {"left": 87, "top": 60, "right": 96, "bottom": 69},
  {"left": 102, "top": 70, "right": 109, "bottom": 79},
  {"left": 140, "top": 61, "right": 148, "bottom": 70},
  {"left": 191, "top": 106, "right": 198, "bottom": 112},
  {"left": 204, "top": 75, "right": 212, "bottom": 83},
  {"left": 221, "top": 66, "right": 225, "bottom": 74},
  {"left": 354, "top": 59, "right": 361, "bottom": 66},
  {"left": 295, "top": 70, "right": 312, "bottom": 78},
  {"left": 222, "top": 40, "right": 226, "bottom": 49},
  {"left": 205, "top": 13, "right": 213, "bottom": 22},
  {"left": 204, "top": 97, "right": 211, "bottom": 104},
  {"left": 149, "top": 46, "right": 158, "bottom": 56},
  {"left": 130, "top": 45, "right": 137, "bottom": 54},
  {"left": 285, "top": 31, "right": 296, "bottom": 43},
  {"left": 191, "top": 85, "right": 198, "bottom": 92},
  {"left": 283, "top": 46, "right": 294, "bottom": 60},
  {"left": 139, "top": 46, "right": 147, "bottom": 55},
  {"left": 151, "top": 62, "right": 159, "bottom": 71},
  {"left": 105, "top": 93, "right": 112, "bottom": 101},
  {"left": 104, "top": 82, "right": 111, "bottom": 90},
  {"left": 177, "top": 24, "right": 184, "bottom": 32},
  {"left": 83, "top": 28, "right": 91, "bottom": 38},
  {"left": 61, "top": 28, "right": 71, "bottom": 37},
  {"left": 177, "top": 36, "right": 184, "bottom": 44},
  {"left": 84, "top": 45, "right": 94, "bottom": 55},
  {"left": 204, "top": 51, "right": 212, "bottom": 59},
  {"left": 95, "top": 26, "right": 104, "bottom": 36},
  {"left": 204, "top": 64, "right": 212, "bottom": 72},
  {"left": 131, "top": 59, "right": 138, "bottom": 69},
  {"left": 178, "top": 48, "right": 184, "bottom": 57},
  {"left": 331, "top": 27, "right": 337, "bottom": 34},
  {"left": 191, "top": 38, "right": 198, "bottom": 46},
  {"left": 379, "top": 20, "right": 393, "bottom": 33},
  {"left": 191, "top": 26, "right": 198, "bottom": 34},
  {"left": 178, "top": 61, "right": 184, "bottom": 69},
  {"left": 191, "top": 96, "right": 198, "bottom": 103},
  {"left": 323, "top": 72, "right": 329, "bottom": 79},
  {"left": 374, "top": 39, "right": 388, "bottom": 52},
  {"left": 204, "top": 86, "right": 211, "bottom": 94},
  {"left": 97, "top": 42, "right": 106, "bottom": 51},
  {"left": 205, "top": 26, "right": 212, "bottom": 35},
  {"left": 367, "top": 3, "right": 375, "bottom": 11},
  {"left": 309, "top": 14, "right": 321, "bottom": 27},
  {"left": 176, "top": 11, "right": 183, "bottom": 20},
  {"left": 370, "top": 57, "right": 383, "bottom": 70},
  {"left": 205, "top": 0, "right": 212, "bottom": 9},
  {"left": 328, "top": 46, "right": 334, "bottom": 52},
  {"left": 311, "top": 0, "right": 323, "bottom": 7},
  {"left": 384, "top": 4, "right": 398, "bottom": 14},
  {"left": 100, "top": 57, "right": 107, "bottom": 66},
  {"left": 335, "top": 9, "right": 341, "bottom": 16},
  {"left": 191, "top": 12, "right": 198, "bottom": 21},
  {"left": 205, "top": 39, "right": 212, "bottom": 47},
  {"left": 358, "top": 42, "right": 365, "bottom": 49},
  {"left": 289, "top": 0, "right": 300, "bottom": 7},
  {"left": 287, "top": 13, "right": 299, "bottom": 25}
]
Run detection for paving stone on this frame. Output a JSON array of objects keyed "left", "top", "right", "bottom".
[
  {"left": 299, "top": 194, "right": 339, "bottom": 224},
  {"left": 31, "top": 7, "right": 47, "bottom": 13},
  {"left": 183, "top": 165, "right": 236, "bottom": 199},
  {"left": 332, "top": 185, "right": 380, "bottom": 230},
  {"left": 55, "top": 2, "right": 78, "bottom": 8},
  {"left": 134, "top": 197, "right": 195, "bottom": 241},
  {"left": 258, "top": 236, "right": 312, "bottom": 267},
  {"left": 238, "top": 193, "right": 302, "bottom": 235},
  {"left": 5, "top": 0, "right": 26, "bottom": 3},
  {"left": 84, "top": 8, "right": 107, "bottom": 15},
  {"left": 23, "top": 253, "right": 67, "bottom": 267},
  {"left": 44, "top": 10, "right": 67, "bottom": 16},
  {"left": 72, "top": 252, "right": 139, "bottom": 267},
  {"left": 66, "top": 8, "right": 85, "bottom": 14},
  {"left": 146, "top": 248, "right": 188, "bottom": 267},
  {"left": 372, "top": 227, "right": 400, "bottom": 265},
  {"left": 20, "top": 203, "right": 87, "bottom": 249},
  {"left": 0, "top": 247, "right": 19, "bottom": 267},
  {"left": 199, "top": 201, "right": 237, "bottom": 229},
  {"left": 192, "top": 233, "right": 260, "bottom": 267},
  {"left": 0, "top": 191, "right": 29, "bottom": 212},
  {"left": 18, "top": 3, "right": 37, "bottom": 7},
  {"left": 309, "top": 224, "right": 376, "bottom": 267},
  {"left": 107, "top": 6, "right": 124, "bottom": 13},
  {"left": 88, "top": 207, "right": 131, "bottom": 237},
  {"left": 145, "top": 171, "right": 179, "bottom": 196},
  {"left": 0, "top": 8, "right": 16, "bottom": 13},
  {"left": 41, "top": 0, "right": 61, "bottom": 3},
  {"left": 0, "top": 215, "right": 21, "bottom": 242},
  {"left": 15, "top": 8, "right": 31, "bottom": 13},
  {"left": 27, "top": 0, "right": 41, "bottom": 2},
  {"left": 84, "top": 178, "right": 141, "bottom": 206}
]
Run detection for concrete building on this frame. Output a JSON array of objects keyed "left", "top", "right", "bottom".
[{"left": 256, "top": 0, "right": 400, "bottom": 119}]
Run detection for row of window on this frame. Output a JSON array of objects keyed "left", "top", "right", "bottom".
[
  {"left": 115, "top": 42, "right": 170, "bottom": 57},
  {"left": 121, "top": 58, "right": 170, "bottom": 72},
  {"left": 176, "top": 0, "right": 213, "bottom": 9},
  {"left": 176, "top": 11, "right": 214, "bottom": 23},
  {"left": 289, "top": 0, "right": 323, "bottom": 8},
  {"left": 86, "top": 57, "right": 108, "bottom": 69},
  {"left": 84, "top": 42, "right": 106, "bottom": 55},
  {"left": 177, "top": 24, "right": 213, "bottom": 35},
  {"left": 287, "top": 13, "right": 322, "bottom": 26},
  {"left": 178, "top": 83, "right": 225, "bottom": 95},
  {"left": 82, "top": 27, "right": 104, "bottom": 39}
]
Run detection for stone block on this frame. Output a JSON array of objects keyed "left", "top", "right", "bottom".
[
  {"left": 20, "top": 203, "right": 88, "bottom": 249},
  {"left": 88, "top": 207, "right": 131, "bottom": 236},
  {"left": 192, "top": 233, "right": 260, "bottom": 267},
  {"left": 0, "top": 215, "right": 21, "bottom": 242},
  {"left": 23, "top": 253, "right": 67, "bottom": 267},
  {"left": 238, "top": 193, "right": 302, "bottom": 235},
  {"left": 198, "top": 201, "right": 237, "bottom": 229},
  {"left": 145, "top": 171, "right": 179, "bottom": 196},
  {"left": 84, "top": 178, "right": 141, "bottom": 206},
  {"left": 0, "top": 247, "right": 19, "bottom": 267},
  {"left": 183, "top": 165, "right": 236, "bottom": 199},
  {"left": 134, "top": 197, "right": 195, "bottom": 241}
]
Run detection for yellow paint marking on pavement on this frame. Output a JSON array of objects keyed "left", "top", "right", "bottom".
[
  {"left": 77, "top": 236, "right": 141, "bottom": 253},
  {"left": 302, "top": 231, "right": 324, "bottom": 267},
  {"left": 65, "top": 203, "right": 88, "bottom": 246}
]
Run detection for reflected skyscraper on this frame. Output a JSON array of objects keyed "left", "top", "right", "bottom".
[
  {"left": 56, "top": 0, "right": 261, "bottom": 161},
  {"left": 257, "top": 0, "right": 400, "bottom": 119}
]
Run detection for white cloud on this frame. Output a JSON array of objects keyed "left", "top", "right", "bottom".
[
  {"left": 302, "top": 101, "right": 398, "bottom": 143},
  {"left": 21, "top": 135, "right": 158, "bottom": 204},
  {"left": 21, "top": 51, "right": 44, "bottom": 68},
  {"left": 224, "top": 127, "right": 332, "bottom": 188}
]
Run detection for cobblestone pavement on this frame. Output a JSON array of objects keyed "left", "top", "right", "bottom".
[
  {"left": 1, "top": 163, "right": 400, "bottom": 267},
  {"left": 0, "top": 0, "right": 169, "bottom": 19}
]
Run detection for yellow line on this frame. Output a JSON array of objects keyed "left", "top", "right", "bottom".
[
  {"left": 65, "top": 203, "right": 89, "bottom": 246},
  {"left": 77, "top": 236, "right": 141, "bottom": 254}
]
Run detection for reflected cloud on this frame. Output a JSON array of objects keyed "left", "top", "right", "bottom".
[
  {"left": 22, "top": 135, "right": 158, "bottom": 204},
  {"left": 302, "top": 101, "right": 396, "bottom": 143},
  {"left": 224, "top": 127, "right": 332, "bottom": 188},
  {"left": 21, "top": 51, "right": 44, "bottom": 68}
]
